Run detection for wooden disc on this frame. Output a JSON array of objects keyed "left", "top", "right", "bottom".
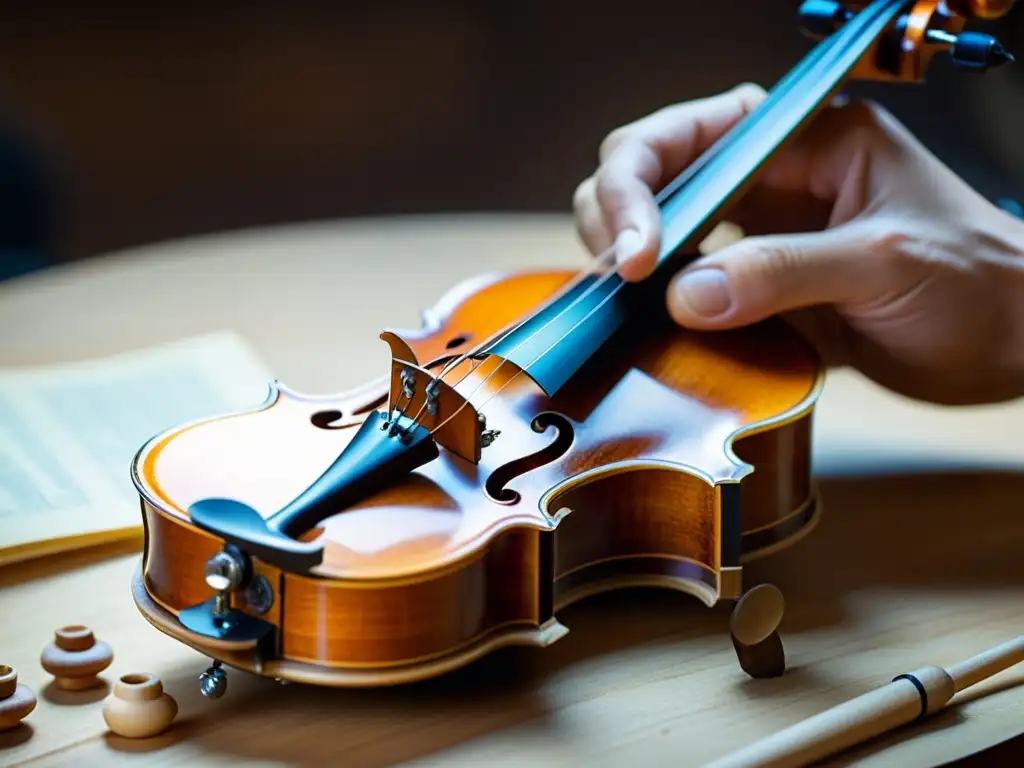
[
  {"left": 0, "top": 683, "right": 37, "bottom": 731},
  {"left": 730, "top": 584, "right": 785, "bottom": 647}
]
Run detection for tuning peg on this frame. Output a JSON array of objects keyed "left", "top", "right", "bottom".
[
  {"left": 927, "top": 29, "right": 1015, "bottom": 70},
  {"left": 798, "top": 0, "right": 853, "bottom": 39}
]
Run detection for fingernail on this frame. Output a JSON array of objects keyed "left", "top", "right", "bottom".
[
  {"left": 614, "top": 227, "right": 642, "bottom": 266},
  {"left": 673, "top": 268, "right": 733, "bottom": 318}
]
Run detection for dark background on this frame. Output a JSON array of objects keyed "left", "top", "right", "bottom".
[{"left": 1, "top": 1, "right": 1023, "bottom": 280}]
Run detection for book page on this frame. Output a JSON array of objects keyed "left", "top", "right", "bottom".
[{"left": 0, "top": 331, "right": 276, "bottom": 565}]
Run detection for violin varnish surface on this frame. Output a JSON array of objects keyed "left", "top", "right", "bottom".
[{"left": 133, "top": 269, "right": 821, "bottom": 679}]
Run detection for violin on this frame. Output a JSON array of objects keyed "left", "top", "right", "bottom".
[{"left": 129, "top": 0, "right": 1017, "bottom": 699}]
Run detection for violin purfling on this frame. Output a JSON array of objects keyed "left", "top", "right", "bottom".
[{"left": 129, "top": 0, "right": 1016, "bottom": 697}]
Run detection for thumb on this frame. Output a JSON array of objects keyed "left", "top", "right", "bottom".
[{"left": 666, "top": 221, "right": 903, "bottom": 329}]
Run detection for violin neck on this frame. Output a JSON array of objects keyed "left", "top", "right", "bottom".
[
  {"left": 485, "top": 0, "right": 905, "bottom": 398},
  {"left": 653, "top": 0, "right": 905, "bottom": 268}
]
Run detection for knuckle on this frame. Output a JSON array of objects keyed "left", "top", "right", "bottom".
[
  {"left": 594, "top": 165, "right": 625, "bottom": 205},
  {"left": 600, "top": 131, "right": 662, "bottom": 188},
  {"left": 729, "top": 237, "right": 808, "bottom": 298},
  {"left": 599, "top": 126, "right": 632, "bottom": 162},
  {"left": 572, "top": 177, "right": 595, "bottom": 213},
  {"left": 847, "top": 222, "right": 931, "bottom": 291},
  {"left": 875, "top": 228, "right": 915, "bottom": 255},
  {"left": 745, "top": 236, "right": 802, "bottom": 271},
  {"left": 760, "top": 246, "right": 805, "bottom": 289},
  {"left": 857, "top": 221, "right": 916, "bottom": 260},
  {"left": 874, "top": 227, "right": 931, "bottom": 273}
]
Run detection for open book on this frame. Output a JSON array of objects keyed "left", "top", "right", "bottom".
[{"left": 0, "top": 331, "right": 276, "bottom": 567}]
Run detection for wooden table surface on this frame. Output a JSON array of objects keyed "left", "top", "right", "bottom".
[{"left": 2, "top": 213, "right": 1024, "bottom": 767}]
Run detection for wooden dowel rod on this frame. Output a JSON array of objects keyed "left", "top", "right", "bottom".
[
  {"left": 706, "top": 636, "right": 1024, "bottom": 768},
  {"left": 948, "top": 636, "right": 1024, "bottom": 693}
]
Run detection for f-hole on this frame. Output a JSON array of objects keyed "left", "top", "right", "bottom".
[
  {"left": 310, "top": 410, "right": 346, "bottom": 429},
  {"left": 485, "top": 412, "right": 574, "bottom": 505},
  {"left": 309, "top": 393, "right": 389, "bottom": 429}
]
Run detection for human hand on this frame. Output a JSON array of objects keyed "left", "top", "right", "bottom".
[{"left": 573, "top": 84, "right": 1024, "bottom": 405}]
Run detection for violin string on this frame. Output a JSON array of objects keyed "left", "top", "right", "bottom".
[
  {"left": 393, "top": 243, "right": 618, "bottom": 436},
  {"left": 448, "top": 265, "right": 633, "bottom": 426},
  {"left": 411, "top": 2, "right": 889, "bottom": 441},
  {"left": 415, "top": 152, "right": 756, "bottom": 439},
  {"left": 411, "top": 86, "right": 748, "bottom": 433},
  {"left": 392, "top": 244, "right": 621, "bottom": 438},
  {"left": 395, "top": 356, "right": 481, "bottom": 433},
  {"left": 393, "top": 245, "right": 621, "bottom": 439},
  {"left": 389, "top": 302, "right": 550, "bottom": 431},
  {"left": 385, "top": 230, "right": 618, "bottom": 438},
  {"left": 422, "top": 244, "right": 626, "bottom": 438},
  {"left": 433, "top": 244, "right": 621, "bottom": 383},
  {"left": 439, "top": 25, "right": 859, "bottom": 423},
  {"left": 409, "top": 40, "right": 799, "bottom": 438},
  {"left": 422, "top": 198, "right": 750, "bottom": 436},
  {"left": 397, "top": 330, "right": 514, "bottom": 429}
]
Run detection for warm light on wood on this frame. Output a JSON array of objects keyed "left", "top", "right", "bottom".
[{"left": 4, "top": 214, "right": 1024, "bottom": 765}]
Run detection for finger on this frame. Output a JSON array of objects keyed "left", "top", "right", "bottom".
[
  {"left": 594, "top": 159, "right": 662, "bottom": 281},
  {"left": 766, "top": 98, "right": 912, "bottom": 225},
  {"left": 599, "top": 83, "right": 768, "bottom": 174},
  {"left": 572, "top": 176, "right": 615, "bottom": 257},
  {"left": 592, "top": 84, "right": 769, "bottom": 281},
  {"left": 665, "top": 220, "right": 921, "bottom": 329}
]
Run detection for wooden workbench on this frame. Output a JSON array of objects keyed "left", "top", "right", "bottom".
[{"left": 2, "top": 214, "right": 1023, "bottom": 766}]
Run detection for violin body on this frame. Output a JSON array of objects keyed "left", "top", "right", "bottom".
[
  {"left": 131, "top": 268, "right": 822, "bottom": 687},
  {"left": 129, "top": 0, "right": 1017, "bottom": 694}
]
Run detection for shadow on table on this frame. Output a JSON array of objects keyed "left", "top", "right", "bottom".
[
  {"left": 744, "top": 467, "right": 1024, "bottom": 627},
  {"left": 41, "top": 678, "right": 111, "bottom": 706},
  {"left": 94, "top": 463, "right": 1024, "bottom": 766},
  {"left": 0, "top": 723, "right": 34, "bottom": 750}
]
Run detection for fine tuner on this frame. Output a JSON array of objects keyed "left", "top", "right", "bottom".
[{"left": 127, "top": 0, "right": 1016, "bottom": 732}]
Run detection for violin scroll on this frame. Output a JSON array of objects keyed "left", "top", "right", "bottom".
[
  {"left": 800, "top": 0, "right": 1015, "bottom": 81},
  {"left": 834, "top": 0, "right": 1018, "bottom": 19}
]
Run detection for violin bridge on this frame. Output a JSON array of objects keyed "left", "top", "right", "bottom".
[{"left": 385, "top": 359, "right": 484, "bottom": 464}]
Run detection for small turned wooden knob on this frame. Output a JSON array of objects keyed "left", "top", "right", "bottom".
[
  {"left": 102, "top": 673, "right": 178, "bottom": 739},
  {"left": 40, "top": 625, "right": 114, "bottom": 690},
  {"left": 730, "top": 584, "right": 785, "bottom": 646},
  {"left": 730, "top": 585, "right": 787, "bottom": 679},
  {"left": 0, "top": 665, "right": 37, "bottom": 731}
]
